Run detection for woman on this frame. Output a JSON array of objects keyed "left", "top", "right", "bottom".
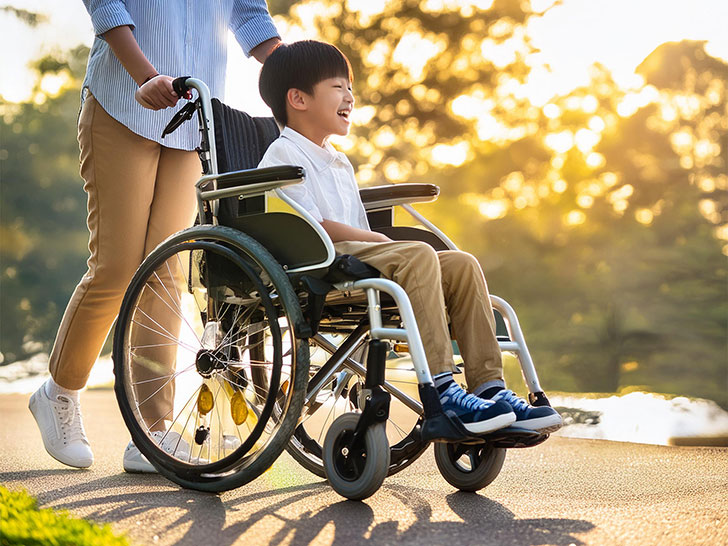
[{"left": 29, "top": 0, "right": 281, "bottom": 472}]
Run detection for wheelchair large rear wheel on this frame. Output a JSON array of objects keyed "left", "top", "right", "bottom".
[
  {"left": 286, "top": 334, "right": 428, "bottom": 478},
  {"left": 113, "top": 226, "right": 309, "bottom": 492}
]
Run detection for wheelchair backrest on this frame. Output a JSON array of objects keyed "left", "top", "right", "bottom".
[
  {"left": 209, "top": 99, "right": 329, "bottom": 274},
  {"left": 212, "top": 99, "right": 278, "bottom": 217}
]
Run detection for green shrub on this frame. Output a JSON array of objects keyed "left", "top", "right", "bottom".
[{"left": 0, "top": 486, "right": 128, "bottom": 546}]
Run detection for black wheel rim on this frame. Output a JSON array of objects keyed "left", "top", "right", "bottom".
[
  {"left": 332, "top": 428, "right": 367, "bottom": 482},
  {"left": 117, "top": 239, "right": 289, "bottom": 477}
]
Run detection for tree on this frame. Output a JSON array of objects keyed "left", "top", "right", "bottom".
[
  {"left": 1, "top": 46, "right": 91, "bottom": 363},
  {"left": 269, "top": 2, "right": 727, "bottom": 404}
]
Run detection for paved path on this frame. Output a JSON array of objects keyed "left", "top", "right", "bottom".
[{"left": 1, "top": 391, "right": 726, "bottom": 546}]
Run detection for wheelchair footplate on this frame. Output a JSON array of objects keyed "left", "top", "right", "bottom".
[{"left": 478, "top": 426, "right": 548, "bottom": 449}]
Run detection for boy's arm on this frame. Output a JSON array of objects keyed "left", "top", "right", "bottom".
[{"left": 321, "top": 219, "right": 391, "bottom": 243}]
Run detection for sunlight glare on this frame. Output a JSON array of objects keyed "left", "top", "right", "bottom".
[
  {"left": 577, "top": 194, "right": 594, "bottom": 208},
  {"left": 431, "top": 142, "right": 469, "bottom": 166},
  {"left": 544, "top": 131, "right": 574, "bottom": 153},
  {"left": 585, "top": 152, "right": 606, "bottom": 168},
  {"left": 346, "top": 0, "right": 388, "bottom": 24},
  {"left": 39, "top": 74, "right": 66, "bottom": 97},
  {"left": 588, "top": 115, "right": 606, "bottom": 132},
  {"left": 580, "top": 95, "right": 599, "bottom": 113},
  {"left": 635, "top": 208, "right": 654, "bottom": 225},
  {"left": 575, "top": 128, "right": 601, "bottom": 152},
  {"left": 565, "top": 210, "right": 586, "bottom": 226},
  {"left": 552, "top": 179, "right": 567, "bottom": 193},
  {"left": 393, "top": 32, "right": 444, "bottom": 80},
  {"left": 543, "top": 103, "right": 561, "bottom": 119},
  {"left": 479, "top": 200, "right": 508, "bottom": 220}
]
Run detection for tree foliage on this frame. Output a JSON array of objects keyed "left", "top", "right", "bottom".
[{"left": 1, "top": 46, "right": 90, "bottom": 363}]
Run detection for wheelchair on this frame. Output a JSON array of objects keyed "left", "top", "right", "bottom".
[{"left": 112, "top": 78, "right": 555, "bottom": 500}]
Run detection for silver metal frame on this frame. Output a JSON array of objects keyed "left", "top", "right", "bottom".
[{"left": 180, "top": 78, "right": 544, "bottom": 396}]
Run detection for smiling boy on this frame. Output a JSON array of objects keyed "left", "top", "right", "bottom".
[{"left": 257, "top": 41, "right": 562, "bottom": 436}]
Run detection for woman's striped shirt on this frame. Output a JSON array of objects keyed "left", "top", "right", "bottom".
[{"left": 81, "top": 0, "right": 279, "bottom": 150}]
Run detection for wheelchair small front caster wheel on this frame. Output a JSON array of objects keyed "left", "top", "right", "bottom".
[
  {"left": 433, "top": 441, "right": 506, "bottom": 492},
  {"left": 323, "top": 413, "right": 390, "bottom": 500}
]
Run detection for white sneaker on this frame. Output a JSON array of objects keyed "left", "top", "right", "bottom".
[
  {"left": 123, "top": 430, "right": 203, "bottom": 473},
  {"left": 29, "top": 384, "right": 94, "bottom": 468}
]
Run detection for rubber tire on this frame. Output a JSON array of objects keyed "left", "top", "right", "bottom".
[
  {"left": 433, "top": 441, "right": 506, "bottom": 492},
  {"left": 323, "top": 413, "right": 390, "bottom": 501},
  {"left": 114, "top": 225, "right": 309, "bottom": 492}
]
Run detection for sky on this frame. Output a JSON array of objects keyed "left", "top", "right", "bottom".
[{"left": 1, "top": 0, "right": 727, "bottom": 114}]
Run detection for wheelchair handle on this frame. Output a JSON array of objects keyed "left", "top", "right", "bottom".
[{"left": 172, "top": 76, "right": 193, "bottom": 98}]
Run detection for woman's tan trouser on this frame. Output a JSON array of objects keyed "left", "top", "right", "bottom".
[
  {"left": 49, "top": 94, "right": 199, "bottom": 425},
  {"left": 333, "top": 240, "right": 503, "bottom": 389}
]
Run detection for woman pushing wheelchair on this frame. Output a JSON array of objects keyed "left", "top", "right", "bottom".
[{"left": 29, "top": 0, "right": 281, "bottom": 472}]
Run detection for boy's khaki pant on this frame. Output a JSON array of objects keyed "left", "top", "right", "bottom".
[
  {"left": 334, "top": 240, "right": 503, "bottom": 389},
  {"left": 49, "top": 94, "right": 200, "bottom": 424}
]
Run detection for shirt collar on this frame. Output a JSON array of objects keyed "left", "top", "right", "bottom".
[{"left": 280, "top": 126, "right": 343, "bottom": 172}]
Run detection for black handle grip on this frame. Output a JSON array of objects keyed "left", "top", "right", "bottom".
[{"left": 172, "top": 76, "right": 192, "bottom": 97}]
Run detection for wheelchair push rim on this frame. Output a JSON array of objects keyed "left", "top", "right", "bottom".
[{"left": 113, "top": 225, "right": 309, "bottom": 490}]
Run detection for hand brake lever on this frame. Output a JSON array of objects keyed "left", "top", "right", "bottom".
[{"left": 161, "top": 101, "right": 197, "bottom": 138}]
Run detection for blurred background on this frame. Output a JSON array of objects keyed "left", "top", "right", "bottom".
[{"left": 1, "top": 1, "right": 726, "bottom": 440}]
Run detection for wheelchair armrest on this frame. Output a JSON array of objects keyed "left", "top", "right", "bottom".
[
  {"left": 359, "top": 183, "right": 439, "bottom": 211},
  {"left": 197, "top": 165, "right": 305, "bottom": 201}
]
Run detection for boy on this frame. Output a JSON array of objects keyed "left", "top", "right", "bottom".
[{"left": 258, "top": 41, "right": 562, "bottom": 435}]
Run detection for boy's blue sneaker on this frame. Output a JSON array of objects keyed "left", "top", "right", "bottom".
[
  {"left": 439, "top": 382, "right": 516, "bottom": 434},
  {"left": 485, "top": 389, "right": 563, "bottom": 434}
]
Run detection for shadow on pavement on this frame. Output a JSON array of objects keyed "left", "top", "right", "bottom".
[
  {"left": 0, "top": 468, "right": 91, "bottom": 481},
  {"left": 221, "top": 482, "right": 594, "bottom": 545},
  {"left": 2, "top": 470, "right": 594, "bottom": 545}
]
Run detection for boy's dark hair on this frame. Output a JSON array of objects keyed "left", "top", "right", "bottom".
[{"left": 259, "top": 40, "right": 353, "bottom": 125}]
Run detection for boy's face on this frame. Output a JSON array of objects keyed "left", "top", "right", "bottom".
[{"left": 305, "top": 76, "right": 354, "bottom": 139}]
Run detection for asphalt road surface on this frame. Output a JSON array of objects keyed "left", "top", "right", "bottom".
[{"left": 1, "top": 391, "right": 726, "bottom": 546}]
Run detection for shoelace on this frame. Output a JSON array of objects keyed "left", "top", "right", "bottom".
[
  {"left": 152, "top": 431, "right": 190, "bottom": 457},
  {"left": 55, "top": 395, "right": 88, "bottom": 444},
  {"left": 495, "top": 389, "right": 530, "bottom": 412},
  {"left": 446, "top": 384, "right": 491, "bottom": 411}
]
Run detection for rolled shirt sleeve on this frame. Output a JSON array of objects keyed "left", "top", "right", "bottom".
[
  {"left": 82, "top": 0, "right": 135, "bottom": 36},
  {"left": 229, "top": 0, "right": 280, "bottom": 56}
]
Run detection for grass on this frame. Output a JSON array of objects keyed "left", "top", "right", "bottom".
[{"left": 0, "top": 486, "right": 128, "bottom": 546}]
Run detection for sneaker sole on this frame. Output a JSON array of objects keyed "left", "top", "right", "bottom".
[
  {"left": 28, "top": 392, "right": 93, "bottom": 469},
  {"left": 462, "top": 411, "right": 516, "bottom": 434},
  {"left": 515, "top": 414, "right": 564, "bottom": 434},
  {"left": 123, "top": 458, "right": 157, "bottom": 473}
]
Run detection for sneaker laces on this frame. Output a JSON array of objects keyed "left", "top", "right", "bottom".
[
  {"left": 445, "top": 384, "right": 491, "bottom": 411},
  {"left": 151, "top": 430, "right": 190, "bottom": 458},
  {"left": 55, "top": 395, "right": 88, "bottom": 444},
  {"left": 495, "top": 389, "right": 529, "bottom": 411}
]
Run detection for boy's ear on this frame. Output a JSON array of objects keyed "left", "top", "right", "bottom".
[{"left": 286, "top": 88, "right": 308, "bottom": 112}]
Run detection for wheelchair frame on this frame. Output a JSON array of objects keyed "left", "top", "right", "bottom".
[
  {"left": 113, "top": 77, "right": 553, "bottom": 499},
  {"left": 184, "top": 77, "right": 547, "bottom": 404}
]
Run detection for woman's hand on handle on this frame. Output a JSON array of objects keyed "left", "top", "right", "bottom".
[{"left": 134, "top": 75, "right": 180, "bottom": 110}]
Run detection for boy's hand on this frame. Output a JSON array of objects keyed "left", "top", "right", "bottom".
[{"left": 135, "top": 75, "right": 180, "bottom": 110}]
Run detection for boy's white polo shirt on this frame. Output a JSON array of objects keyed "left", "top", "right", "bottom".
[{"left": 258, "top": 127, "right": 370, "bottom": 230}]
